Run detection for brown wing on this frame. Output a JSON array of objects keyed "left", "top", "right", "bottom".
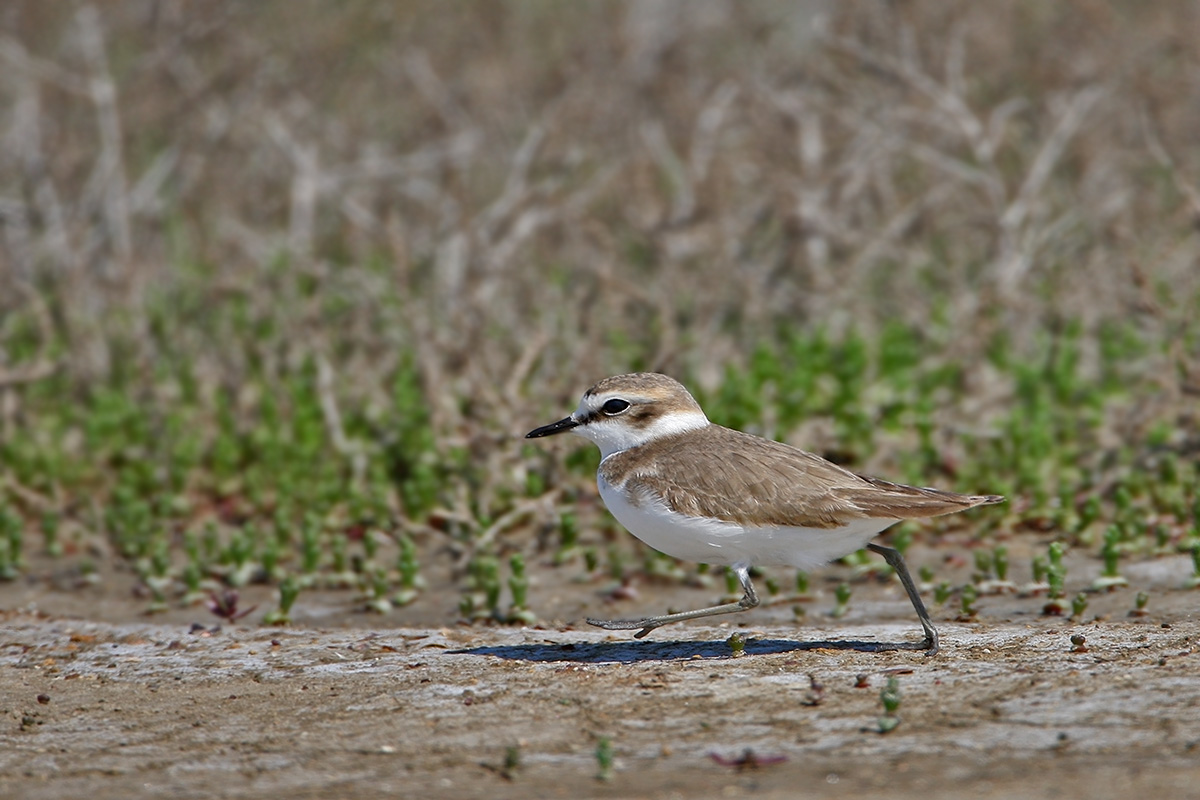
[{"left": 600, "top": 425, "right": 1003, "bottom": 529}]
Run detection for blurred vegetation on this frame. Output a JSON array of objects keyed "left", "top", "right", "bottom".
[{"left": 0, "top": 2, "right": 1197, "bottom": 622}]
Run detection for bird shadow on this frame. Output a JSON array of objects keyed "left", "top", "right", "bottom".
[{"left": 452, "top": 636, "right": 929, "bottom": 665}]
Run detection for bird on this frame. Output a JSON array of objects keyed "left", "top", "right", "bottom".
[{"left": 526, "top": 372, "right": 1004, "bottom": 655}]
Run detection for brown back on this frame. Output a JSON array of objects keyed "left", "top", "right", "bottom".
[{"left": 600, "top": 424, "right": 1004, "bottom": 529}]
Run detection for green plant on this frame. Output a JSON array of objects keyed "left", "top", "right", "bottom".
[
  {"left": 1070, "top": 592, "right": 1089, "bottom": 619},
  {"left": 723, "top": 566, "right": 741, "bottom": 600},
  {"left": 993, "top": 546, "right": 1010, "bottom": 583},
  {"left": 934, "top": 582, "right": 953, "bottom": 605},
  {"left": 595, "top": 737, "right": 614, "bottom": 782},
  {"left": 878, "top": 676, "right": 902, "bottom": 733},
  {"left": 555, "top": 512, "right": 579, "bottom": 565},
  {"left": 1187, "top": 543, "right": 1200, "bottom": 589},
  {"left": 972, "top": 550, "right": 993, "bottom": 584},
  {"left": 1092, "top": 526, "right": 1128, "bottom": 590},
  {"left": 959, "top": 584, "right": 979, "bottom": 619},
  {"left": 1130, "top": 591, "right": 1149, "bottom": 617},
  {"left": 460, "top": 554, "right": 502, "bottom": 621},
  {"left": 0, "top": 507, "right": 21, "bottom": 580},
  {"left": 831, "top": 582, "right": 852, "bottom": 618},
  {"left": 1043, "top": 542, "right": 1068, "bottom": 615},
  {"left": 507, "top": 554, "right": 536, "bottom": 624},
  {"left": 365, "top": 568, "right": 392, "bottom": 614},
  {"left": 264, "top": 574, "right": 301, "bottom": 625},
  {"left": 395, "top": 535, "right": 424, "bottom": 606},
  {"left": 40, "top": 511, "right": 63, "bottom": 558}
]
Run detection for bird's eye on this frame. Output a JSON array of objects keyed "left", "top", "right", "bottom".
[{"left": 601, "top": 398, "right": 630, "bottom": 415}]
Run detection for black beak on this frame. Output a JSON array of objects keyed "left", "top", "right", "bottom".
[{"left": 526, "top": 416, "right": 579, "bottom": 438}]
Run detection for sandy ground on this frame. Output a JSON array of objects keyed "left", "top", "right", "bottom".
[{"left": 2, "top": 547, "right": 1200, "bottom": 800}]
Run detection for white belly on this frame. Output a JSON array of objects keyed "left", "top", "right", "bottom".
[{"left": 597, "top": 472, "right": 895, "bottom": 570}]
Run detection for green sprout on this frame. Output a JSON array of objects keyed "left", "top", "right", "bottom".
[
  {"left": 482, "top": 558, "right": 502, "bottom": 616},
  {"left": 77, "top": 558, "right": 99, "bottom": 586},
  {"left": 146, "top": 583, "right": 168, "bottom": 614},
  {"left": 1092, "top": 526, "right": 1128, "bottom": 590},
  {"left": 41, "top": 511, "right": 63, "bottom": 558},
  {"left": 723, "top": 566, "right": 741, "bottom": 600},
  {"left": 878, "top": 676, "right": 901, "bottom": 734},
  {"left": 300, "top": 513, "right": 322, "bottom": 582},
  {"left": 1186, "top": 543, "right": 1200, "bottom": 589},
  {"left": 1130, "top": 590, "right": 1149, "bottom": 617},
  {"left": 329, "top": 532, "right": 353, "bottom": 587},
  {"left": 972, "top": 550, "right": 993, "bottom": 584},
  {"left": 260, "top": 536, "right": 281, "bottom": 582},
  {"left": 727, "top": 631, "right": 746, "bottom": 657},
  {"left": 1070, "top": 592, "right": 1089, "bottom": 619},
  {"left": 395, "top": 535, "right": 424, "bottom": 606},
  {"left": 959, "top": 584, "right": 979, "bottom": 619},
  {"left": 181, "top": 560, "right": 205, "bottom": 605},
  {"left": 1049, "top": 541, "right": 1066, "bottom": 571},
  {"left": 934, "top": 581, "right": 953, "bottom": 605},
  {"left": 1042, "top": 541, "right": 1069, "bottom": 614},
  {"left": 1031, "top": 555, "right": 1049, "bottom": 586},
  {"left": 595, "top": 736, "right": 614, "bottom": 781},
  {"left": 848, "top": 548, "right": 881, "bottom": 578},
  {"left": 642, "top": 550, "right": 686, "bottom": 581},
  {"left": 1153, "top": 524, "right": 1172, "bottom": 554},
  {"left": 507, "top": 553, "right": 536, "bottom": 624},
  {"left": 1075, "top": 496, "right": 1101, "bottom": 534},
  {"left": 993, "top": 546, "right": 1010, "bottom": 583},
  {"left": 976, "top": 544, "right": 1015, "bottom": 594},
  {"left": 143, "top": 535, "right": 172, "bottom": 611},
  {"left": 362, "top": 527, "right": 379, "bottom": 562},
  {"left": 0, "top": 507, "right": 23, "bottom": 578},
  {"left": 263, "top": 574, "right": 301, "bottom": 625},
  {"left": 1046, "top": 563, "right": 1066, "bottom": 599},
  {"left": 554, "top": 512, "right": 579, "bottom": 565},
  {"left": 223, "top": 528, "right": 257, "bottom": 588},
  {"left": 365, "top": 568, "right": 392, "bottom": 614},
  {"left": 606, "top": 544, "right": 625, "bottom": 582},
  {"left": 831, "top": 582, "right": 852, "bottom": 618},
  {"left": 1113, "top": 484, "right": 1133, "bottom": 515},
  {"left": 461, "top": 554, "right": 502, "bottom": 621},
  {"left": 502, "top": 744, "right": 521, "bottom": 779}
]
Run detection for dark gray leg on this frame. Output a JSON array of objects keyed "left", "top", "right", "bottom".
[
  {"left": 867, "top": 542, "right": 939, "bottom": 655},
  {"left": 588, "top": 563, "right": 759, "bottom": 639}
]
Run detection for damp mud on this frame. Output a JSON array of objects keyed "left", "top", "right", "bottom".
[{"left": 2, "top": 552, "right": 1199, "bottom": 799}]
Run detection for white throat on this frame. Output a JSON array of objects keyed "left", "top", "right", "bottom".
[{"left": 572, "top": 410, "right": 709, "bottom": 459}]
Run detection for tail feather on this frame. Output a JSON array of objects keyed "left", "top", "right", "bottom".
[{"left": 842, "top": 476, "right": 1006, "bottom": 520}]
